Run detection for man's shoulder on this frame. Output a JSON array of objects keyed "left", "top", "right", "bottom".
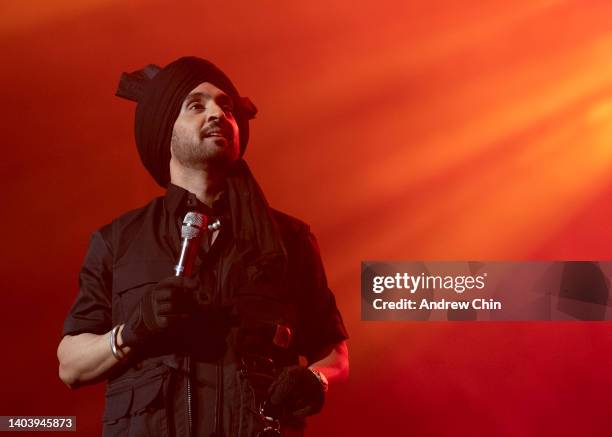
[
  {"left": 97, "top": 196, "right": 164, "bottom": 240},
  {"left": 271, "top": 208, "right": 311, "bottom": 236},
  {"left": 270, "top": 209, "right": 315, "bottom": 260},
  {"left": 115, "top": 197, "right": 164, "bottom": 223}
]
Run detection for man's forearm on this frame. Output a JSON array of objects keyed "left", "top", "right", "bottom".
[
  {"left": 57, "top": 325, "right": 131, "bottom": 388},
  {"left": 309, "top": 340, "right": 349, "bottom": 387}
]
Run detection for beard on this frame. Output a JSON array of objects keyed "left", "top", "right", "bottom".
[{"left": 170, "top": 127, "right": 238, "bottom": 171}]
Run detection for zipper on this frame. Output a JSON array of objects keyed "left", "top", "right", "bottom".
[
  {"left": 184, "top": 215, "right": 207, "bottom": 437},
  {"left": 186, "top": 354, "right": 192, "bottom": 436},
  {"left": 215, "top": 359, "right": 223, "bottom": 435},
  {"left": 214, "top": 252, "right": 224, "bottom": 437}
]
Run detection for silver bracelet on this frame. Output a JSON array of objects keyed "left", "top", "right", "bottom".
[{"left": 109, "top": 326, "right": 124, "bottom": 360}]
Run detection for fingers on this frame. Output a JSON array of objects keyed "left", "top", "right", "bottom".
[
  {"left": 126, "top": 277, "right": 200, "bottom": 346},
  {"left": 266, "top": 366, "right": 325, "bottom": 420},
  {"left": 292, "top": 406, "right": 315, "bottom": 419},
  {"left": 154, "top": 313, "right": 190, "bottom": 330},
  {"left": 156, "top": 292, "right": 195, "bottom": 316},
  {"left": 156, "top": 276, "right": 200, "bottom": 290},
  {"left": 155, "top": 287, "right": 194, "bottom": 303},
  {"left": 181, "top": 276, "right": 200, "bottom": 290},
  {"left": 154, "top": 277, "right": 200, "bottom": 316},
  {"left": 268, "top": 371, "right": 298, "bottom": 405},
  {"left": 140, "top": 276, "right": 202, "bottom": 334}
]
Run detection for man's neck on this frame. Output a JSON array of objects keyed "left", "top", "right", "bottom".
[{"left": 169, "top": 158, "right": 226, "bottom": 207}]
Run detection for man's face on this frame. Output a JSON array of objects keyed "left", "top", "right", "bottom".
[{"left": 170, "top": 82, "right": 240, "bottom": 170}]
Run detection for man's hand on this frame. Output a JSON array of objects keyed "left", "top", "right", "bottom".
[
  {"left": 121, "top": 276, "right": 199, "bottom": 348},
  {"left": 266, "top": 365, "right": 326, "bottom": 422}
]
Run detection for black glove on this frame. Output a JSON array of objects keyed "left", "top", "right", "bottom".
[
  {"left": 121, "top": 276, "right": 199, "bottom": 348},
  {"left": 266, "top": 365, "right": 326, "bottom": 422}
]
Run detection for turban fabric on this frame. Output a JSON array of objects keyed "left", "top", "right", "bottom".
[{"left": 116, "top": 57, "right": 257, "bottom": 187}]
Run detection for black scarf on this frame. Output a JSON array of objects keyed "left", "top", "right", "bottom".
[{"left": 223, "top": 159, "right": 292, "bottom": 333}]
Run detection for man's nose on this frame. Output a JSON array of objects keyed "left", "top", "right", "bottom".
[{"left": 207, "top": 102, "right": 226, "bottom": 121}]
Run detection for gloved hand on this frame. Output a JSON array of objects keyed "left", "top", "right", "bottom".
[
  {"left": 121, "top": 276, "right": 199, "bottom": 348},
  {"left": 265, "top": 365, "right": 326, "bottom": 422}
]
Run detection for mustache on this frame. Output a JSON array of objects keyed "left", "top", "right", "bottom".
[{"left": 201, "top": 121, "right": 234, "bottom": 140}]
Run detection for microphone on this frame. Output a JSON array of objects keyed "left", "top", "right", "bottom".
[
  {"left": 174, "top": 211, "right": 207, "bottom": 277},
  {"left": 174, "top": 212, "right": 224, "bottom": 277}
]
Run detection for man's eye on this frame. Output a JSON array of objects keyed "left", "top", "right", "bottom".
[{"left": 188, "top": 103, "right": 204, "bottom": 110}]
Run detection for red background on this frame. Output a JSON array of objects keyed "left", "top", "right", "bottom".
[{"left": 2, "top": 1, "right": 612, "bottom": 435}]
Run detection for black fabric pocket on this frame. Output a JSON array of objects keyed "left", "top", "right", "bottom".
[
  {"left": 103, "top": 366, "right": 170, "bottom": 437},
  {"left": 113, "top": 259, "right": 173, "bottom": 322}
]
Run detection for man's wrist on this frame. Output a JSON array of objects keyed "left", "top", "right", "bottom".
[{"left": 109, "top": 324, "right": 130, "bottom": 361}]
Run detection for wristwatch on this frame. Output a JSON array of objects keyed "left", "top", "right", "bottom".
[{"left": 308, "top": 368, "right": 329, "bottom": 393}]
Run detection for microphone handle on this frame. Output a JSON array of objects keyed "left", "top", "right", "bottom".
[{"left": 174, "top": 237, "right": 196, "bottom": 277}]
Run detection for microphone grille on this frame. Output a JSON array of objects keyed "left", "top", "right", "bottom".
[{"left": 181, "top": 211, "right": 207, "bottom": 239}]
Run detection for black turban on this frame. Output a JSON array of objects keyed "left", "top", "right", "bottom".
[{"left": 116, "top": 57, "right": 257, "bottom": 187}]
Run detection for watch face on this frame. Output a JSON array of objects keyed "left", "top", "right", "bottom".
[{"left": 310, "top": 368, "right": 329, "bottom": 392}]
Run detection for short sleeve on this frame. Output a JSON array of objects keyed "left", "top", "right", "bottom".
[
  {"left": 62, "top": 229, "right": 113, "bottom": 337},
  {"left": 293, "top": 230, "right": 348, "bottom": 362}
]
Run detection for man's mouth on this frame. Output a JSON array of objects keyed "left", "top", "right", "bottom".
[{"left": 203, "top": 128, "right": 232, "bottom": 139}]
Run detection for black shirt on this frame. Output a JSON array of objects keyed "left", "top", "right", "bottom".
[{"left": 62, "top": 183, "right": 348, "bottom": 436}]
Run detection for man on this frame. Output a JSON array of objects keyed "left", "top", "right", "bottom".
[{"left": 57, "top": 57, "right": 349, "bottom": 437}]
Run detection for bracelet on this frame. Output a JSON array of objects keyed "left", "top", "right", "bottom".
[
  {"left": 308, "top": 368, "right": 329, "bottom": 393},
  {"left": 109, "top": 326, "right": 125, "bottom": 361}
]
